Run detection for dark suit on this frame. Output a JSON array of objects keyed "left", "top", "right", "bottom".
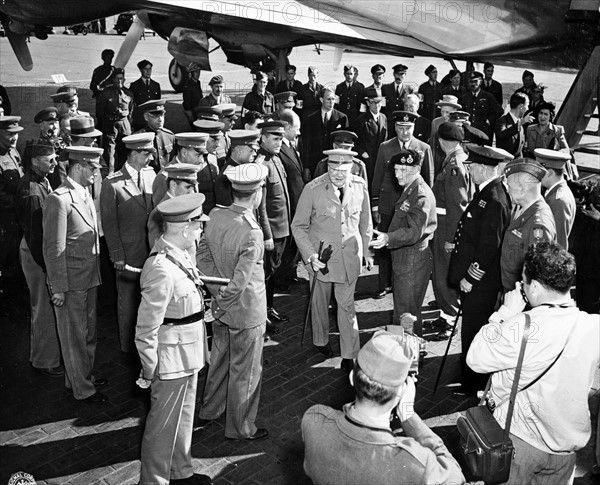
[
  {"left": 335, "top": 81, "right": 365, "bottom": 125},
  {"left": 276, "top": 79, "right": 303, "bottom": 95},
  {"left": 441, "top": 85, "right": 466, "bottom": 105},
  {"left": 413, "top": 116, "right": 432, "bottom": 145},
  {"left": 448, "top": 176, "right": 511, "bottom": 391},
  {"left": 297, "top": 82, "right": 324, "bottom": 122},
  {"left": 482, "top": 79, "right": 503, "bottom": 105},
  {"left": 382, "top": 83, "right": 410, "bottom": 135},
  {"left": 42, "top": 179, "right": 101, "bottom": 400},
  {"left": 302, "top": 109, "right": 349, "bottom": 175},
  {"left": 461, "top": 89, "right": 503, "bottom": 144},
  {"left": 129, "top": 78, "right": 161, "bottom": 131},
  {"left": 351, "top": 111, "right": 388, "bottom": 188},
  {"left": 418, "top": 81, "right": 442, "bottom": 121},
  {"left": 495, "top": 113, "right": 524, "bottom": 157},
  {"left": 100, "top": 165, "right": 155, "bottom": 353}
]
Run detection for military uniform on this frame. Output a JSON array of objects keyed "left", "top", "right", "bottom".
[
  {"left": 197, "top": 204, "right": 267, "bottom": 439},
  {"left": 298, "top": 82, "right": 324, "bottom": 122},
  {"left": 461, "top": 90, "right": 502, "bottom": 145},
  {"left": 27, "top": 135, "right": 67, "bottom": 189},
  {"left": 97, "top": 84, "right": 133, "bottom": 171},
  {"left": 136, "top": 236, "right": 208, "bottom": 485},
  {"left": 544, "top": 179, "right": 576, "bottom": 250},
  {"left": 313, "top": 155, "right": 368, "bottom": 184},
  {"left": 432, "top": 146, "right": 471, "bottom": 320},
  {"left": 135, "top": 127, "right": 175, "bottom": 172},
  {"left": 449, "top": 174, "right": 511, "bottom": 392},
  {"left": 100, "top": 163, "right": 156, "bottom": 353},
  {"left": 335, "top": 80, "right": 365, "bottom": 125},
  {"left": 182, "top": 79, "right": 203, "bottom": 123},
  {"left": 0, "top": 146, "right": 23, "bottom": 279},
  {"left": 129, "top": 77, "right": 161, "bottom": 132},
  {"left": 291, "top": 172, "right": 372, "bottom": 358},
  {"left": 242, "top": 88, "right": 274, "bottom": 116},
  {"left": 198, "top": 93, "right": 232, "bottom": 108},
  {"left": 501, "top": 198, "right": 556, "bottom": 291},
  {"left": 418, "top": 80, "right": 442, "bottom": 121}
]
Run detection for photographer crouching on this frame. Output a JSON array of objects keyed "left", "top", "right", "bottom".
[
  {"left": 467, "top": 242, "right": 600, "bottom": 484},
  {"left": 301, "top": 331, "right": 465, "bottom": 484}
]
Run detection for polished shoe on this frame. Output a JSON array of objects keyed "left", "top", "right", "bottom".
[
  {"left": 315, "top": 343, "right": 333, "bottom": 358},
  {"left": 340, "top": 358, "right": 354, "bottom": 374},
  {"left": 82, "top": 391, "right": 109, "bottom": 404},
  {"left": 266, "top": 321, "right": 280, "bottom": 334},
  {"left": 32, "top": 365, "right": 64, "bottom": 378},
  {"left": 170, "top": 473, "right": 213, "bottom": 485},
  {"left": 93, "top": 377, "right": 109, "bottom": 388},
  {"left": 245, "top": 428, "right": 269, "bottom": 441},
  {"left": 451, "top": 386, "right": 478, "bottom": 398},
  {"left": 267, "top": 307, "right": 289, "bottom": 323}
]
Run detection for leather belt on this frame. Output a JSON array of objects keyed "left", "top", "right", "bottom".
[{"left": 162, "top": 310, "right": 204, "bottom": 326}]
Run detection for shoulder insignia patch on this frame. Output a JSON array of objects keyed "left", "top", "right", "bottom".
[
  {"left": 478, "top": 200, "right": 486, "bottom": 208},
  {"left": 533, "top": 227, "right": 543, "bottom": 239},
  {"left": 106, "top": 170, "right": 123, "bottom": 179},
  {"left": 399, "top": 200, "right": 410, "bottom": 212}
]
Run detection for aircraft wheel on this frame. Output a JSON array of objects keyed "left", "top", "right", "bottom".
[
  {"left": 82, "top": 27, "right": 88, "bottom": 36},
  {"left": 169, "top": 59, "right": 187, "bottom": 93}
]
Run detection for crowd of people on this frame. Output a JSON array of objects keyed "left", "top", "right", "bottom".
[{"left": 0, "top": 53, "right": 599, "bottom": 485}]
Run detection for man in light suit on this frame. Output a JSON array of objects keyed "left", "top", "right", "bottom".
[
  {"left": 302, "top": 88, "right": 349, "bottom": 177},
  {"left": 495, "top": 92, "right": 533, "bottom": 158},
  {"left": 292, "top": 149, "right": 373, "bottom": 373},
  {"left": 42, "top": 146, "right": 107, "bottom": 403},
  {"left": 136, "top": 193, "right": 211, "bottom": 485},
  {"left": 100, "top": 133, "right": 156, "bottom": 355}
]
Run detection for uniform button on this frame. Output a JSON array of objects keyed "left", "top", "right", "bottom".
[{"left": 341, "top": 245, "right": 345, "bottom": 249}]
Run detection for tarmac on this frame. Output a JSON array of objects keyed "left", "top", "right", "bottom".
[{"left": 0, "top": 31, "right": 599, "bottom": 485}]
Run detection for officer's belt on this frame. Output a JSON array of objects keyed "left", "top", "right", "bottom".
[
  {"left": 162, "top": 310, "right": 204, "bottom": 326},
  {"left": 436, "top": 207, "right": 446, "bottom": 215}
]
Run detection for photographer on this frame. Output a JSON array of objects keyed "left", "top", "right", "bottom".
[
  {"left": 467, "top": 243, "right": 600, "bottom": 484},
  {"left": 302, "top": 330, "right": 465, "bottom": 485}
]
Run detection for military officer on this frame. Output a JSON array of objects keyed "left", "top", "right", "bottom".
[
  {"left": 135, "top": 99, "right": 175, "bottom": 172},
  {"left": 0, "top": 116, "right": 24, "bottom": 303},
  {"left": 297, "top": 66, "right": 324, "bottom": 123},
  {"left": 100, "top": 133, "right": 157, "bottom": 355},
  {"left": 182, "top": 62, "right": 203, "bottom": 128},
  {"left": 536, "top": 148, "right": 576, "bottom": 250},
  {"left": 193, "top": 120, "right": 224, "bottom": 204},
  {"left": 50, "top": 86, "right": 90, "bottom": 144},
  {"left": 242, "top": 71, "right": 274, "bottom": 117},
  {"left": 196, "top": 164, "right": 270, "bottom": 441},
  {"left": 447, "top": 145, "right": 512, "bottom": 396},
  {"left": 199, "top": 75, "right": 232, "bottom": 107},
  {"left": 42, "top": 146, "right": 108, "bottom": 403},
  {"left": 28, "top": 107, "right": 67, "bottom": 189},
  {"left": 381, "top": 64, "right": 411, "bottom": 134},
  {"left": 418, "top": 64, "right": 442, "bottom": 121},
  {"left": 365, "top": 64, "right": 386, "bottom": 97},
  {"left": 96, "top": 68, "right": 133, "bottom": 173},
  {"left": 461, "top": 71, "right": 503, "bottom": 145},
  {"left": 16, "top": 143, "right": 62, "bottom": 377},
  {"left": 430, "top": 122, "right": 472, "bottom": 337},
  {"left": 500, "top": 158, "right": 556, "bottom": 292},
  {"left": 370, "top": 150, "right": 437, "bottom": 337},
  {"left": 272, "top": 91, "right": 297, "bottom": 120},
  {"left": 313, "top": 130, "right": 368, "bottom": 183},
  {"left": 129, "top": 59, "right": 162, "bottom": 132},
  {"left": 335, "top": 65, "right": 365, "bottom": 125},
  {"left": 276, "top": 64, "right": 303, "bottom": 94},
  {"left": 147, "top": 163, "right": 200, "bottom": 249},
  {"left": 291, "top": 149, "right": 373, "bottom": 371},
  {"left": 90, "top": 49, "right": 114, "bottom": 98},
  {"left": 430, "top": 95, "right": 462, "bottom": 177},
  {"left": 214, "top": 103, "right": 237, "bottom": 169},
  {"left": 136, "top": 193, "right": 211, "bottom": 485}
]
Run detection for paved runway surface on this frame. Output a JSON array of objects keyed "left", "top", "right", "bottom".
[{"left": 0, "top": 31, "right": 598, "bottom": 485}]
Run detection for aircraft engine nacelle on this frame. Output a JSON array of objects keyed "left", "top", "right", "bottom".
[{"left": 167, "top": 27, "right": 211, "bottom": 93}]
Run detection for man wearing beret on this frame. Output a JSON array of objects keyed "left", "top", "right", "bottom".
[
  {"left": 335, "top": 65, "right": 365, "bottom": 126},
  {"left": 313, "top": 130, "right": 368, "bottom": 183},
  {"left": 182, "top": 63, "right": 203, "bottom": 128},
  {"left": 350, "top": 88, "right": 388, "bottom": 188},
  {"left": 461, "top": 71, "right": 502, "bottom": 145},
  {"left": 43, "top": 146, "right": 108, "bottom": 403},
  {"left": 302, "top": 331, "right": 465, "bottom": 484},
  {"left": 136, "top": 193, "right": 211, "bottom": 485},
  {"left": 418, "top": 64, "right": 442, "bottom": 121},
  {"left": 199, "top": 75, "right": 232, "bottom": 107},
  {"left": 101, "top": 133, "right": 157, "bottom": 356},
  {"left": 381, "top": 64, "right": 411, "bottom": 134},
  {"left": 430, "top": 122, "right": 472, "bottom": 339},
  {"left": 129, "top": 59, "right": 162, "bottom": 132},
  {"left": 242, "top": 71, "right": 274, "bottom": 117},
  {"left": 134, "top": 99, "right": 175, "bottom": 172},
  {"left": 301, "top": 88, "right": 349, "bottom": 177},
  {"left": 292, "top": 149, "right": 373, "bottom": 370},
  {"left": 50, "top": 86, "right": 90, "bottom": 144},
  {"left": 536, "top": 149, "right": 576, "bottom": 250},
  {"left": 297, "top": 66, "right": 324, "bottom": 123},
  {"left": 16, "top": 143, "right": 62, "bottom": 377},
  {"left": 96, "top": 68, "right": 133, "bottom": 173},
  {"left": 447, "top": 145, "right": 512, "bottom": 395},
  {"left": 197, "top": 164, "right": 270, "bottom": 441},
  {"left": 371, "top": 149, "right": 437, "bottom": 336},
  {"left": 500, "top": 158, "right": 556, "bottom": 292},
  {"left": 0, "top": 116, "right": 25, "bottom": 306}
]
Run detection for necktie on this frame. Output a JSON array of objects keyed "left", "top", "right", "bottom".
[
  {"left": 289, "top": 82, "right": 293, "bottom": 90},
  {"left": 338, "top": 186, "right": 344, "bottom": 201},
  {"left": 396, "top": 84, "right": 400, "bottom": 98},
  {"left": 138, "top": 171, "right": 145, "bottom": 192},
  {"left": 323, "top": 112, "right": 329, "bottom": 124}
]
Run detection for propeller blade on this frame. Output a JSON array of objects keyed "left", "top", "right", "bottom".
[
  {"left": 332, "top": 46, "right": 344, "bottom": 72},
  {"left": 113, "top": 15, "right": 146, "bottom": 69},
  {"left": 3, "top": 23, "right": 33, "bottom": 71}
]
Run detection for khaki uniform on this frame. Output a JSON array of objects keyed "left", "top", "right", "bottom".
[
  {"left": 291, "top": 174, "right": 372, "bottom": 358},
  {"left": 134, "top": 127, "right": 175, "bottom": 172},
  {"left": 136, "top": 237, "right": 208, "bottom": 485}
]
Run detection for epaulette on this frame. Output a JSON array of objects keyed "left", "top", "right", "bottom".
[
  {"left": 161, "top": 127, "right": 174, "bottom": 135},
  {"left": 53, "top": 186, "right": 70, "bottom": 195},
  {"left": 306, "top": 176, "right": 327, "bottom": 189},
  {"left": 349, "top": 173, "right": 366, "bottom": 184},
  {"left": 243, "top": 213, "right": 260, "bottom": 230},
  {"left": 149, "top": 248, "right": 168, "bottom": 266},
  {"left": 106, "top": 170, "right": 123, "bottom": 179},
  {"left": 556, "top": 186, "right": 565, "bottom": 200}
]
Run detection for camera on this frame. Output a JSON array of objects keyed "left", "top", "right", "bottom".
[
  {"left": 385, "top": 321, "right": 426, "bottom": 377},
  {"left": 567, "top": 179, "right": 600, "bottom": 210}
]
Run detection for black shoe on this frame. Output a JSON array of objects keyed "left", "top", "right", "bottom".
[
  {"left": 93, "top": 377, "right": 109, "bottom": 388},
  {"left": 267, "top": 307, "right": 289, "bottom": 323},
  {"left": 373, "top": 290, "right": 387, "bottom": 299},
  {"left": 315, "top": 343, "right": 333, "bottom": 358},
  {"left": 170, "top": 473, "right": 213, "bottom": 485},
  {"left": 427, "top": 317, "right": 449, "bottom": 329},
  {"left": 226, "top": 428, "right": 269, "bottom": 441},
  {"left": 340, "top": 358, "right": 354, "bottom": 374},
  {"left": 430, "top": 325, "right": 454, "bottom": 341},
  {"left": 451, "top": 386, "right": 478, "bottom": 398},
  {"left": 82, "top": 391, "right": 108, "bottom": 404},
  {"left": 266, "top": 321, "right": 280, "bottom": 334},
  {"left": 32, "top": 365, "right": 64, "bottom": 378}
]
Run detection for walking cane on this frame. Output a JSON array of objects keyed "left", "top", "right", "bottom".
[
  {"left": 301, "top": 241, "right": 324, "bottom": 346},
  {"left": 433, "top": 300, "right": 463, "bottom": 394}
]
